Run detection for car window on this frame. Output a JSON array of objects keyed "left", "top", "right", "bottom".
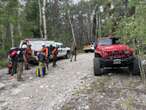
[
  {"left": 98, "top": 38, "right": 120, "bottom": 46},
  {"left": 98, "top": 38, "right": 112, "bottom": 46}
]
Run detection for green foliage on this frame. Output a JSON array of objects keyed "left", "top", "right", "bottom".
[{"left": 0, "top": 59, "right": 7, "bottom": 68}]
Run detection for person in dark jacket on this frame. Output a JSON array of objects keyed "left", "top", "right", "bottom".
[{"left": 70, "top": 43, "right": 77, "bottom": 62}]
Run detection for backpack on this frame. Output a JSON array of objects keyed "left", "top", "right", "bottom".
[
  {"left": 38, "top": 53, "right": 46, "bottom": 62},
  {"left": 17, "top": 48, "right": 25, "bottom": 62},
  {"left": 10, "top": 50, "right": 17, "bottom": 58}
]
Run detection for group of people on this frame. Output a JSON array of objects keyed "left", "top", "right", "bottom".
[
  {"left": 7, "top": 40, "right": 78, "bottom": 81},
  {"left": 8, "top": 44, "right": 32, "bottom": 81},
  {"left": 7, "top": 43, "right": 59, "bottom": 81}
]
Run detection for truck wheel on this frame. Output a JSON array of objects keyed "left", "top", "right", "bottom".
[
  {"left": 84, "top": 50, "right": 88, "bottom": 53},
  {"left": 94, "top": 58, "right": 102, "bottom": 76},
  {"left": 129, "top": 57, "right": 140, "bottom": 75}
]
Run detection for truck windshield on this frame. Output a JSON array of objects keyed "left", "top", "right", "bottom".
[
  {"left": 98, "top": 38, "right": 112, "bottom": 45},
  {"left": 98, "top": 38, "right": 120, "bottom": 46}
]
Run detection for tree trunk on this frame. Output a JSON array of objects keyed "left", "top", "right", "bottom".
[
  {"left": 18, "top": 2, "right": 22, "bottom": 38},
  {"left": 18, "top": 23, "right": 22, "bottom": 38},
  {"left": 38, "top": 0, "right": 43, "bottom": 38},
  {"left": 68, "top": 11, "right": 76, "bottom": 46},
  {"left": 42, "top": 0, "right": 47, "bottom": 40},
  {"left": 10, "top": 23, "right": 14, "bottom": 47},
  {"left": 1, "top": 25, "right": 5, "bottom": 49}
]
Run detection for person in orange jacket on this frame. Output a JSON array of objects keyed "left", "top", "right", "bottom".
[{"left": 41, "top": 43, "right": 49, "bottom": 69}]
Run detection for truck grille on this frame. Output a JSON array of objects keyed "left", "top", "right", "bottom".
[{"left": 107, "top": 51, "right": 128, "bottom": 59}]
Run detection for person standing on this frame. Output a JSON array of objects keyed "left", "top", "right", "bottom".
[
  {"left": 41, "top": 43, "right": 49, "bottom": 69},
  {"left": 52, "top": 46, "right": 58, "bottom": 67},
  {"left": 7, "top": 47, "right": 18, "bottom": 77},
  {"left": 36, "top": 51, "right": 46, "bottom": 77},
  {"left": 70, "top": 43, "right": 77, "bottom": 62},
  {"left": 16, "top": 45, "right": 26, "bottom": 81}
]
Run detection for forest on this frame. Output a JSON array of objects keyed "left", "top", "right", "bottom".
[{"left": 0, "top": 0, "right": 146, "bottom": 64}]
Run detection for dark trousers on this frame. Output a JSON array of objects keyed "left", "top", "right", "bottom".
[
  {"left": 45, "top": 57, "right": 49, "bottom": 69},
  {"left": 53, "top": 56, "right": 57, "bottom": 67},
  {"left": 70, "top": 51, "right": 77, "bottom": 62},
  {"left": 11, "top": 59, "right": 17, "bottom": 76}
]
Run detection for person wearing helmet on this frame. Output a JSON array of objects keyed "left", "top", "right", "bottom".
[
  {"left": 41, "top": 43, "right": 49, "bottom": 69},
  {"left": 7, "top": 47, "right": 18, "bottom": 77},
  {"left": 22, "top": 44, "right": 27, "bottom": 49},
  {"left": 24, "top": 44, "right": 32, "bottom": 70}
]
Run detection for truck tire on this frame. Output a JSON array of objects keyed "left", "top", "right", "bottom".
[
  {"left": 129, "top": 57, "right": 140, "bottom": 75},
  {"left": 94, "top": 58, "right": 102, "bottom": 76},
  {"left": 85, "top": 50, "right": 89, "bottom": 53}
]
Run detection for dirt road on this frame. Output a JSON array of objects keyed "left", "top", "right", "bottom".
[
  {"left": 0, "top": 53, "right": 145, "bottom": 110},
  {"left": 0, "top": 53, "right": 95, "bottom": 110}
]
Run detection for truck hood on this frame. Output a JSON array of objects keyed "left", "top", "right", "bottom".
[{"left": 98, "top": 44, "right": 130, "bottom": 52}]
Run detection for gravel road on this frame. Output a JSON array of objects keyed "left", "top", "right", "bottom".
[{"left": 0, "top": 53, "right": 95, "bottom": 110}]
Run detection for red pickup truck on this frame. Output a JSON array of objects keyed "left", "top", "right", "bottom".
[{"left": 94, "top": 37, "right": 140, "bottom": 76}]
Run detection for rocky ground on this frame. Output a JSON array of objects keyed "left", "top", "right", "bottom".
[{"left": 0, "top": 53, "right": 146, "bottom": 110}]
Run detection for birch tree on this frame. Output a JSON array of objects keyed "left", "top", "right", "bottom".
[
  {"left": 10, "top": 23, "right": 14, "bottom": 47},
  {"left": 38, "top": 0, "right": 43, "bottom": 38},
  {"left": 42, "top": 0, "right": 47, "bottom": 39}
]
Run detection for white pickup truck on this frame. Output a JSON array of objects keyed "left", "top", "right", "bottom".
[
  {"left": 52, "top": 42, "right": 71, "bottom": 59},
  {"left": 19, "top": 39, "right": 70, "bottom": 64}
]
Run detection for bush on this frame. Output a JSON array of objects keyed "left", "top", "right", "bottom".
[
  {"left": 0, "top": 49, "right": 8, "bottom": 68},
  {"left": 0, "top": 49, "right": 7, "bottom": 59},
  {"left": 0, "top": 59, "right": 8, "bottom": 69}
]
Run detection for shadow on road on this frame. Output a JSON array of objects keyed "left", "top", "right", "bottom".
[{"left": 102, "top": 68, "right": 140, "bottom": 77}]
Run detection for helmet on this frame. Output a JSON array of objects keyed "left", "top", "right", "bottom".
[
  {"left": 22, "top": 44, "right": 27, "bottom": 49},
  {"left": 42, "top": 43, "right": 45, "bottom": 47}
]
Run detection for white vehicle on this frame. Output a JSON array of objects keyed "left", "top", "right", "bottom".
[
  {"left": 19, "top": 39, "right": 55, "bottom": 51},
  {"left": 83, "top": 42, "right": 94, "bottom": 53},
  {"left": 52, "top": 42, "right": 71, "bottom": 59}
]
